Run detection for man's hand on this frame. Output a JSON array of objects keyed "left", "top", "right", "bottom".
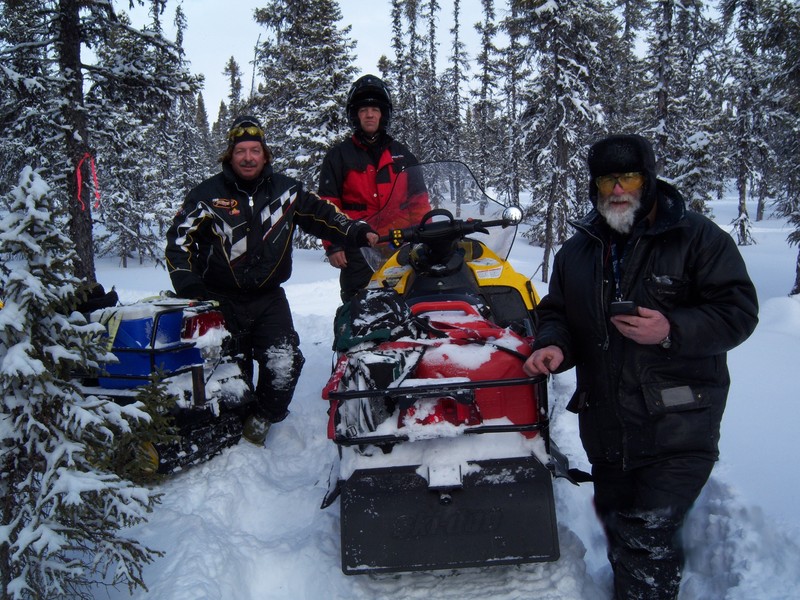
[
  {"left": 328, "top": 250, "right": 347, "bottom": 269},
  {"left": 610, "top": 306, "right": 670, "bottom": 345},
  {"left": 366, "top": 232, "right": 379, "bottom": 247},
  {"left": 523, "top": 345, "right": 564, "bottom": 376}
]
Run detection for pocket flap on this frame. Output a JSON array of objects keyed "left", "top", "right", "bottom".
[{"left": 642, "top": 384, "right": 709, "bottom": 415}]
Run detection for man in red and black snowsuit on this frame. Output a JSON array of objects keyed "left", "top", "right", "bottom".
[
  {"left": 524, "top": 134, "right": 758, "bottom": 599},
  {"left": 319, "top": 74, "right": 429, "bottom": 302},
  {"left": 166, "top": 115, "right": 377, "bottom": 445}
]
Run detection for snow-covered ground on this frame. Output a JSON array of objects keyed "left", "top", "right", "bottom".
[{"left": 92, "top": 196, "right": 800, "bottom": 599}]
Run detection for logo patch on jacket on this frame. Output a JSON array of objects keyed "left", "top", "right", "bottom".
[{"left": 213, "top": 198, "right": 240, "bottom": 215}]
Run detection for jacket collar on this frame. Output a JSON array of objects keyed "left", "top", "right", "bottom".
[
  {"left": 222, "top": 161, "right": 272, "bottom": 190},
  {"left": 352, "top": 131, "right": 392, "bottom": 151}
]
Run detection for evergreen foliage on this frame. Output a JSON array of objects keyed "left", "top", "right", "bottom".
[
  {"left": 0, "top": 168, "right": 160, "bottom": 599},
  {"left": 760, "top": 0, "right": 800, "bottom": 293},
  {"left": 250, "top": 0, "right": 358, "bottom": 185},
  {"left": 0, "top": 0, "right": 201, "bottom": 283},
  {"left": 2, "top": 0, "right": 798, "bottom": 291},
  {"left": 510, "top": 0, "right": 609, "bottom": 282}
]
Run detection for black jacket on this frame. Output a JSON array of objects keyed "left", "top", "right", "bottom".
[
  {"left": 534, "top": 180, "right": 758, "bottom": 468},
  {"left": 166, "top": 163, "right": 371, "bottom": 297}
]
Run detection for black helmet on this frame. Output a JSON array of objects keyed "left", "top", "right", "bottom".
[{"left": 346, "top": 74, "right": 393, "bottom": 130}]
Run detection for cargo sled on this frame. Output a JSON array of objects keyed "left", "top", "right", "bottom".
[
  {"left": 80, "top": 296, "right": 254, "bottom": 474},
  {"left": 321, "top": 161, "right": 572, "bottom": 575}
]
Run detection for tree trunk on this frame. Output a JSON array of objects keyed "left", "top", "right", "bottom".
[
  {"left": 541, "top": 170, "right": 559, "bottom": 284},
  {"left": 792, "top": 248, "right": 800, "bottom": 296},
  {"left": 59, "top": 0, "right": 96, "bottom": 284},
  {"left": 654, "top": 0, "right": 674, "bottom": 174},
  {"left": 736, "top": 168, "right": 750, "bottom": 245},
  {"left": 756, "top": 177, "right": 766, "bottom": 221}
]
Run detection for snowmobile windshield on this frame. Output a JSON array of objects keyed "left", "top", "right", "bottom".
[{"left": 365, "top": 161, "right": 520, "bottom": 263}]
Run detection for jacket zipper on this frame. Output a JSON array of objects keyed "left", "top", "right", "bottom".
[{"left": 573, "top": 221, "right": 611, "bottom": 351}]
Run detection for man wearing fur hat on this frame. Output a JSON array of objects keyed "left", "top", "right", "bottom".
[
  {"left": 166, "top": 115, "right": 378, "bottom": 445},
  {"left": 523, "top": 134, "right": 758, "bottom": 599}
]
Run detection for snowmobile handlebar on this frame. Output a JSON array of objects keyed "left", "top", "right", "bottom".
[{"left": 379, "top": 206, "right": 523, "bottom": 248}]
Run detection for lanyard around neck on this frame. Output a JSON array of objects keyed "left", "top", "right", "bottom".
[{"left": 610, "top": 241, "right": 625, "bottom": 301}]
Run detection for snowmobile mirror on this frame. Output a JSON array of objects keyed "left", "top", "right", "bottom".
[{"left": 502, "top": 206, "right": 523, "bottom": 226}]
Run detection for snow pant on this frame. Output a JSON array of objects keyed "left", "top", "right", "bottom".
[
  {"left": 209, "top": 287, "right": 305, "bottom": 423},
  {"left": 338, "top": 246, "right": 374, "bottom": 303},
  {"left": 591, "top": 456, "right": 715, "bottom": 600}
]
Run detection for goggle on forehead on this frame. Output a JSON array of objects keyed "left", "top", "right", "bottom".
[{"left": 227, "top": 124, "right": 264, "bottom": 141}]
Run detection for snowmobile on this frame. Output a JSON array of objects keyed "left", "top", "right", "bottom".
[
  {"left": 321, "top": 161, "right": 571, "bottom": 575},
  {"left": 79, "top": 294, "right": 254, "bottom": 474}
]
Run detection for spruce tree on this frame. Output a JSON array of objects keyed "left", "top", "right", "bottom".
[
  {"left": 195, "top": 93, "right": 217, "bottom": 167},
  {"left": 84, "top": 7, "right": 201, "bottom": 268},
  {"left": 601, "top": 0, "right": 649, "bottom": 133},
  {"left": 0, "top": 168, "right": 159, "bottom": 600},
  {"left": 511, "top": 0, "right": 609, "bottom": 282},
  {"left": 644, "top": 0, "right": 724, "bottom": 215},
  {"left": 718, "top": 0, "right": 775, "bottom": 245},
  {"left": 440, "top": 0, "right": 470, "bottom": 164},
  {"left": 760, "top": 0, "right": 800, "bottom": 293},
  {"left": 417, "top": 0, "right": 446, "bottom": 163},
  {"left": 472, "top": 0, "right": 503, "bottom": 189},
  {"left": 0, "top": 0, "right": 198, "bottom": 282},
  {"left": 251, "top": 0, "right": 357, "bottom": 184},
  {"left": 223, "top": 57, "right": 245, "bottom": 118},
  {"left": 496, "top": 1, "right": 531, "bottom": 208},
  {"left": 382, "top": 0, "right": 425, "bottom": 154}
]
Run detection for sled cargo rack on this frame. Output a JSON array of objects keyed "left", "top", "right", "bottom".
[
  {"left": 83, "top": 301, "right": 256, "bottom": 474},
  {"left": 328, "top": 375, "right": 550, "bottom": 446},
  {"left": 88, "top": 304, "right": 207, "bottom": 402}
]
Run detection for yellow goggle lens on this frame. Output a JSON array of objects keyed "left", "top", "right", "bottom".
[
  {"left": 228, "top": 125, "right": 264, "bottom": 140},
  {"left": 596, "top": 172, "right": 644, "bottom": 195}
]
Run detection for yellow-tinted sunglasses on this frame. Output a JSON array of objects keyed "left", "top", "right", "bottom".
[
  {"left": 228, "top": 125, "right": 264, "bottom": 141},
  {"left": 595, "top": 172, "right": 644, "bottom": 195}
]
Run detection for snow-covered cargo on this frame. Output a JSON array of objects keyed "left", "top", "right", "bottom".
[{"left": 91, "top": 304, "right": 203, "bottom": 388}]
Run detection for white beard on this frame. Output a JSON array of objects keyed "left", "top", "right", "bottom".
[{"left": 597, "top": 190, "right": 642, "bottom": 234}]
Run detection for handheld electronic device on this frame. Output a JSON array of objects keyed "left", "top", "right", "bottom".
[{"left": 610, "top": 300, "right": 637, "bottom": 316}]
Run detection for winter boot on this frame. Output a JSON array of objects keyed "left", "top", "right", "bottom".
[{"left": 242, "top": 414, "right": 271, "bottom": 446}]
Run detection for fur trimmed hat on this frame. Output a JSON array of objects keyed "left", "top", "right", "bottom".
[
  {"left": 587, "top": 134, "right": 658, "bottom": 217},
  {"left": 588, "top": 134, "right": 655, "bottom": 179}
]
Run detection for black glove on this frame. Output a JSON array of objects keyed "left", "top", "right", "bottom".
[
  {"left": 353, "top": 224, "right": 377, "bottom": 247},
  {"left": 178, "top": 283, "right": 209, "bottom": 300}
]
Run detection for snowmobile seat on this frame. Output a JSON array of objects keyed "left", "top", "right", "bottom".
[{"left": 479, "top": 284, "right": 535, "bottom": 336}]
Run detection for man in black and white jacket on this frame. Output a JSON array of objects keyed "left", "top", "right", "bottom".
[{"left": 166, "top": 115, "right": 377, "bottom": 445}]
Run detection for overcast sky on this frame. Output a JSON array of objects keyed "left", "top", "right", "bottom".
[{"left": 130, "top": 1, "right": 485, "bottom": 126}]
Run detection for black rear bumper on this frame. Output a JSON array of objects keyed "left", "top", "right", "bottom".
[{"left": 339, "top": 455, "right": 559, "bottom": 574}]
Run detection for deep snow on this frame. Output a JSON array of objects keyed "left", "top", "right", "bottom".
[{"left": 91, "top": 196, "right": 800, "bottom": 600}]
